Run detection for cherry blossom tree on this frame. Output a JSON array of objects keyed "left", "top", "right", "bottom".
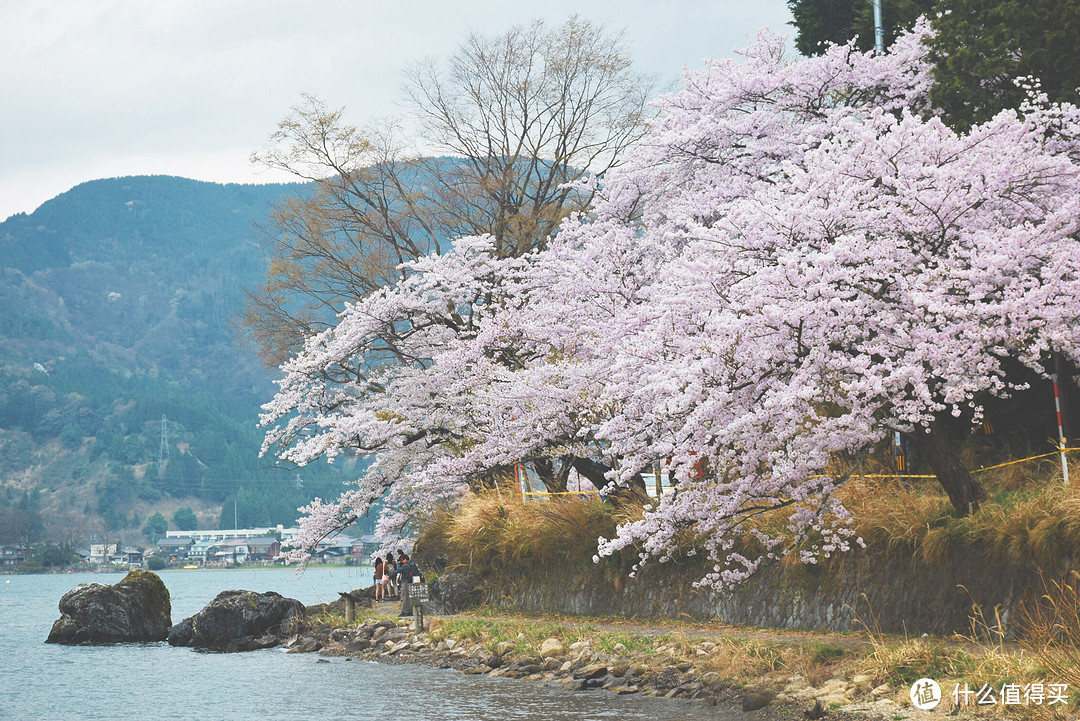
[
  {"left": 261, "top": 21, "right": 939, "bottom": 564},
  {"left": 260, "top": 230, "right": 633, "bottom": 561},
  {"left": 552, "top": 33, "right": 1080, "bottom": 587},
  {"left": 260, "top": 235, "right": 524, "bottom": 559},
  {"left": 263, "top": 20, "right": 1080, "bottom": 585},
  {"left": 584, "top": 104, "right": 1080, "bottom": 586}
]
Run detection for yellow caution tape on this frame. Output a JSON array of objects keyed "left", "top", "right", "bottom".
[
  {"left": 972, "top": 448, "right": 1072, "bottom": 473},
  {"left": 520, "top": 489, "right": 603, "bottom": 497},
  {"left": 518, "top": 447, "right": 1078, "bottom": 496}
]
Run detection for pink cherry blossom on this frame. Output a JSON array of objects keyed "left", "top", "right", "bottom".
[{"left": 263, "top": 20, "right": 1080, "bottom": 587}]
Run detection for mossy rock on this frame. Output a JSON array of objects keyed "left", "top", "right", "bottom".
[
  {"left": 46, "top": 570, "right": 172, "bottom": 644},
  {"left": 167, "top": 589, "right": 305, "bottom": 652}
]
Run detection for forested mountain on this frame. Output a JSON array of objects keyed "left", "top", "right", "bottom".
[{"left": 0, "top": 176, "right": 365, "bottom": 545}]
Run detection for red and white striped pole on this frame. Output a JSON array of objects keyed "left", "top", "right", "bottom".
[{"left": 1053, "top": 374, "right": 1070, "bottom": 485}]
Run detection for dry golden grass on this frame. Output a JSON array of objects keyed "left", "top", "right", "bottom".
[
  {"left": 416, "top": 444, "right": 1080, "bottom": 586},
  {"left": 692, "top": 639, "right": 784, "bottom": 678},
  {"left": 415, "top": 490, "right": 628, "bottom": 580},
  {"left": 1016, "top": 571, "right": 1080, "bottom": 705},
  {"left": 841, "top": 472, "right": 1080, "bottom": 570}
]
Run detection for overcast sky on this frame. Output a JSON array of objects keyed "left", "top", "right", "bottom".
[{"left": 1, "top": 1, "right": 794, "bottom": 222}]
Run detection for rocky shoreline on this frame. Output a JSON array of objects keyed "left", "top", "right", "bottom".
[
  {"left": 281, "top": 614, "right": 946, "bottom": 721},
  {"left": 42, "top": 573, "right": 1005, "bottom": 719}
]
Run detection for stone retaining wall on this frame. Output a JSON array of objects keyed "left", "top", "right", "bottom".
[{"left": 477, "top": 551, "right": 1046, "bottom": 637}]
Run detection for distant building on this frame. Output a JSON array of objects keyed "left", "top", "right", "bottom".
[
  {"left": 89, "top": 544, "right": 118, "bottom": 565},
  {"left": 109, "top": 548, "right": 144, "bottom": 567},
  {"left": 208, "top": 538, "right": 250, "bottom": 565},
  {"left": 313, "top": 536, "right": 368, "bottom": 562},
  {"left": 357, "top": 535, "right": 382, "bottom": 558},
  {"left": 199, "top": 537, "right": 283, "bottom": 566},
  {"left": 165, "top": 526, "right": 300, "bottom": 545},
  {"left": 155, "top": 537, "right": 193, "bottom": 563},
  {"left": 0, "top": 544, "right": 24, "bottom": 569},
  {"left": 245, "top": 536, "right": 281, "bottom": 562},
  {"left": 189, "top": 539, "right": 216, "bottom": 565}
]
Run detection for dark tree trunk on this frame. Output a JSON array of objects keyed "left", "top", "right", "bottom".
[
  {"left": 914, "top": 419, "right": 987, "bottom": 515},
  {"left": 570, "top": 457, "right": 648, "bottom": 502},
  {"left": 533, "top": 458, "right": 569, "bottom": 494},
  {"left": 570, "top": 457, "right": 610, "bottom": 489}
]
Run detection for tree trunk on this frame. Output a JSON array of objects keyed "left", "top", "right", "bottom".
[
  {"left": 914, "top": 420, "right": 987, "bottom": 515},
  {"left": 570, "top": 457, "right": 610, "bottom": 490},
  {"left": 570, "top": 457, "right": 648, "bottom": 502},
  {"left": 533, "top": 458, "right": 568, "bottom": 494}
]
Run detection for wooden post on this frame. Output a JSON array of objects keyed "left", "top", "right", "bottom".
[{"left": 339, "top": 591, "right": 356, "bottom": 623}]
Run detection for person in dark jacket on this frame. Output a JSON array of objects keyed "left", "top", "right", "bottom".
[
  {"left": 387, "top": 559, "right": 422, "bottom": 615},
  {"left": 389, "top": 559, "right": 420, "bottom": 583}
]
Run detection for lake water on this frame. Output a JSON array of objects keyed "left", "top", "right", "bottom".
[{"left": 1, "top": 568, "right": 741, "bottom": 720}]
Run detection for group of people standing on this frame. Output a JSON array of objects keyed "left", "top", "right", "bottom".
[{"left": 372, "top": 550, "right": 420, "bottom": 601}]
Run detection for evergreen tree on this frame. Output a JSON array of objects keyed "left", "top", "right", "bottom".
[
  {"left": 171, "top": 506, "right": 198, "bottom": 531},
  {"left": 142, "top": 512, "right": 168, "bottom": 543},
  {"left": 927, "top": 0, "right": 1080, "bottom": 130},
  {"left": 787, "top": 0, "right": 935, "bottom": 55}
]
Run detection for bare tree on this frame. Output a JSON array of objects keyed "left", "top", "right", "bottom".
[
  {"left": 244, "top": 16, "right": 654, "bottom": 365},
  {"left": 404, "top": 15, "right": 653, "bottom": 256},
  {"left": 245, "top": 109, "right": 438, "bottom": 363}
]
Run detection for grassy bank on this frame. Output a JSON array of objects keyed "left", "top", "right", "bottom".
[
  {"left": 416, "top": 443, "right": 1080, "bottom": 583},
  {"left": 306, "top": 602, "right": 1071, "bottom": 719}
]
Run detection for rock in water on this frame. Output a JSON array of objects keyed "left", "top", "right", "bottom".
[
  {"left": 46, "top": 570, "right": 172, "bottom": 644},
  {"left": 167, "top": 589, "right": 305, "bottom": 652}
]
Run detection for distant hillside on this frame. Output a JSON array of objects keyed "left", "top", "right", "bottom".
[{"left": 0, "top": 176, "right": 367, "bottom": 544}]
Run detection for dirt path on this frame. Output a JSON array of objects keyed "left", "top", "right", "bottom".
[
  {"left": 326, "top": 562, "right": 1040, "bottom": 662},
  {"left": 463, "top": 611, "right": 874, "bottom": 648},
  {"left": 365, "top": 596, "right": 855, "bottom": 645},
  {"left": 371, "top": 598, "right": 408, "bottom": 617},
  {"left": 361, "top": 597, "right": 1019, "bottom": 657}
]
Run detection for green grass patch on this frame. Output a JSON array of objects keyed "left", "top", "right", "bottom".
[{"left": 805, "top": 641, "right": 846, "bottom": 665}]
